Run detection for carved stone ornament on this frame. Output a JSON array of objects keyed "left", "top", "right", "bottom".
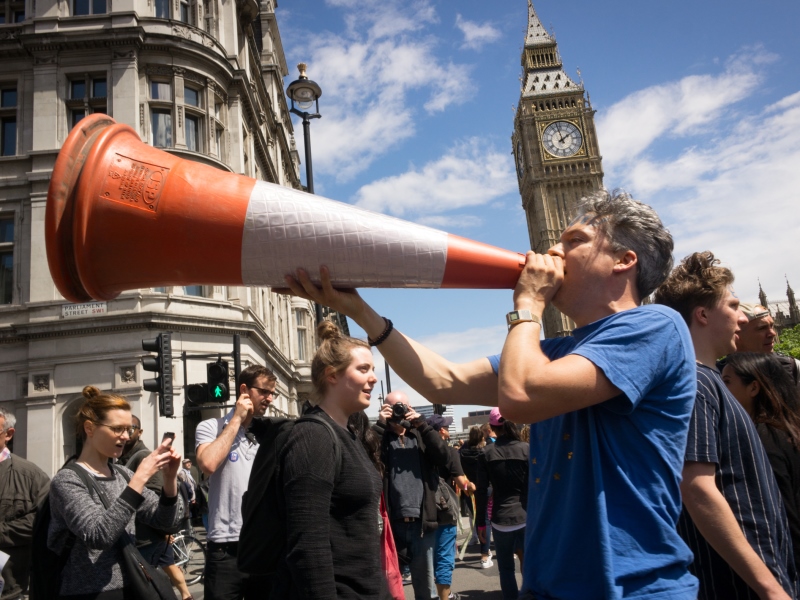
[
  {"left": 112, "top": 49, "right": 136, "bottom": 60},
  {"left": 178, "top": 105, "right": 183, "bottom": 128},
  {"left": 183, "top": 70, "right": 206, "bottom": 86},
  {"left": 140, "top": 104, "right": 145, "bottom": 129},
  {"left": 34, "top": 53, "right": 57, "bottom": 66},
  {"left": 33, "top": 374, "right": 50, "bottom": 392},
  {"left": 172, "top": 66, "right": 186, "bottom": 76},
  {"left": 120, "top": 366, "right": 136, "bottom": 383},
  {"left": 0, "top": 28, "right": 21, "bottom": 41},
  {"left": 172, "top": 25, "right": 192, "bottom": 39},
  {"left": 147, "top": 65, "right": 174, "bottom": 78}
]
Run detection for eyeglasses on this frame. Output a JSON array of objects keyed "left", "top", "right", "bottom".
[
  {"left": 94, "top": 422, "right": 137, "bottom": 437},
  {"left": 249, "top": 386, "right": 276, "bottom": 398}
]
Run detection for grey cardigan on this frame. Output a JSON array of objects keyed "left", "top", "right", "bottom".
[{"left": 47, "top": 463, "right": 183, "bottom": 595}]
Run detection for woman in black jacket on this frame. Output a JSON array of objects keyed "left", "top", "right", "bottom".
[
  {"left": 274, "top": 320, "right": 383, "bottom": 599},
  {"left": 476, "top": 408, "right": 528, "bottom": 600}
]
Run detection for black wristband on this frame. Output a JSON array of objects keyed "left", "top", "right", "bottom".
[{"left": 368, "top": 317, "right": 394, "bottom": 347}]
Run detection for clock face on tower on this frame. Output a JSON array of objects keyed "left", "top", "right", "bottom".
[{"left": 542, "top": 121, "right": 583, "bottom": 158}]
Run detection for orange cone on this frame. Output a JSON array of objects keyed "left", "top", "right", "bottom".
[{"left": 46, "top": 115, "right": 525, "bottom": 303}]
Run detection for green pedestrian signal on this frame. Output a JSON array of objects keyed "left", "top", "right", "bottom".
[{"left": 207, "top": 360, "right": 230, "bottom": 403}]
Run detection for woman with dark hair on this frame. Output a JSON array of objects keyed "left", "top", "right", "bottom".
[
  {"left": 476, "top": 408, "right": 528, "bottom": 600},
  {"left": 272, "top": 320, "right": 383, "bottom": 599},
  {"left": 722, "top": 352, "right": 800, "bottom": 572},
  {"left": 459, "top": 426, "right": 485, "bottom": 547},
  {"left": 47, "top": 386, "right": 184, "bottom": 599}
]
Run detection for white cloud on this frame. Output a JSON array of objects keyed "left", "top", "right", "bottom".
[
  {"left": 287, "top": 0, "right": 473, "bottom": 182},
  {"left": 352, "top": 138, "right": 517, "bottom": 219},
  {"left": 455, "top": 14, "right": 501, "bottom": 51},
  {"left": 415, "top": 215, "right": 483, "bottom": 229},
  {"left": 599, "top": 49, "right": 800, "bottom": 305},
  {"left": 597, "top": 46, "right": 777, "bottom": 176}
]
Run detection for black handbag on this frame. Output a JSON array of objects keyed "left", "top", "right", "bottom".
[{"left": 82, "top": 464, "right": 177, "bottom": 600}]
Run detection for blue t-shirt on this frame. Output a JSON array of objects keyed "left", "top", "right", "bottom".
[{"left": 489, "top": 304, "right": 699, "bottom": 599}]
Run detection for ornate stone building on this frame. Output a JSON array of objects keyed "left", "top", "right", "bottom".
[
  {"left": 759, "top": 280, "right": 800, "bottom": 335},
  {"left": 0, "top": 0, "right": 321, "bottom": 475},
  {"left": 513, "top": 0, "right": 604, "bottom": 338}
]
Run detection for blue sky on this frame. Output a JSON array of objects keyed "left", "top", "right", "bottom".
[{"left": 275, "top": 0, "right": 800, "bottom": 425}]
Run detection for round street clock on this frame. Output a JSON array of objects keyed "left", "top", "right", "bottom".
[
  {"left": 516, "top": 140, "right": 525, "bottom": 178},
  {"left": 542, "top": 121, "right": 583, "bottom": 158}
]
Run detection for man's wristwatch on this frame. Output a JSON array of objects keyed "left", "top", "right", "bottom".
[{"left": 506, "top": 309, "right": 542, "bottom": 330}]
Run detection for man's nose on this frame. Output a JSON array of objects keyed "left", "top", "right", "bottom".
[{"left": 548, "top": 243, "right": 564, "bottom": 258}]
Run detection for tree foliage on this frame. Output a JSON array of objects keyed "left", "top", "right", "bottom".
[{"left": 776, "top": 324, "right": 800, "bottom": 359}]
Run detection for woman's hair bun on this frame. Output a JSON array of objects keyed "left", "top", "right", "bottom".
[
  {"left": 82, "top": 385, "right": 101, "bottom": 399},
  {"left": 317, "top": 319, "right": 342, "bottom": 342}
]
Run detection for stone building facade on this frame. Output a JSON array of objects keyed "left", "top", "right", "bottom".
[
  {"left": 0, "top": 0, "right": 321, "bottom": 475},
  {"left": 513, "top": 1, "right": 604, "bottom": 338}
]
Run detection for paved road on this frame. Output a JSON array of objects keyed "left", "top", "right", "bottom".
[{"left": 185, "top": 520, "right": 519, "bottom": 599}]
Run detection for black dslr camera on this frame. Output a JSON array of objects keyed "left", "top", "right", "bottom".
[{"left": 388, "top": 402, "right": 411, "bottom": 429}]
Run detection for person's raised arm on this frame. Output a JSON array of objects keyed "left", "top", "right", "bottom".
[
  {"left": 498, "top": 251, "right": 621, "bottom": 423},
  {"left": 283, "top": 267, "right": 498, "bottom": 406},
  {"left": 196, "top": 393, "right": 253, "bottom": 476},
  {"left": 682, "top": 461, "right": 791, "bottom": 600}
]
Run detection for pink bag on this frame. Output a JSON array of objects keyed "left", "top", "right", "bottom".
[{"left": 380, "top": 493, "right": 405, "bottom": 600}]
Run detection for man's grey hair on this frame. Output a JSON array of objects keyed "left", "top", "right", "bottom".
[
  {"left": 0, "top": 406, "right": 16, "bottom": 431},
  {"left": 576, "top": 189, "right": 674, "bottom": 300}
]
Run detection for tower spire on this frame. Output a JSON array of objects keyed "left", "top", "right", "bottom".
[
  {"left": 526, "top": 0, "right": 555, "bottom": 47},
  {"left": 758, "top": 279, "right": 768, "bottom": 308}
]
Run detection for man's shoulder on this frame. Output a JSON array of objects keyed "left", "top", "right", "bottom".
[
  {"left": 8, "top": 454, "right": 49, "bottom": 481},
  {"left": 196, "top": 415, "right": 227, "bottom": 442}
]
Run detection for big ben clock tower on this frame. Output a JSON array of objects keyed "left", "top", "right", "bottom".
[{"left": 513, "top": 0, "right": 604, "bottom": 337}]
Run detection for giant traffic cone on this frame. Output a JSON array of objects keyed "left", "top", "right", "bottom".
[{"left": 46, "top": 114, "right": 526, "bottom": 303}]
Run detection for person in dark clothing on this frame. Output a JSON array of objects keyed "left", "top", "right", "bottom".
[
  {"left": 271, "top": 320, "right": 383, "bottom": 600},
  {"left": 458, "top": 426, "right": 484, "bottom": 544},
  {"left": 372, "top": 391, "right": 450, "bottom": 600},
  {"left": 0, "top": 407, "right": 49, "bottom": 600},
  {"left": 476, "top": 408, "right": 528, "bottom": 600},
  {"left": 722, "top": 352, "right": 800, "bottom": 575}
]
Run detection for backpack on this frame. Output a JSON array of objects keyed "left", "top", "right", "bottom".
[
  {"left": 434, "top": 476, "right": 460, "bottom": 525},
  {"left": 237, "top": 413, "right": 342, "bottom": 575}
]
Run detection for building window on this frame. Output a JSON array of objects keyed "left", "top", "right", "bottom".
[
  {"left": 150, "top": 80, "right": 173, "bottom": 147},
  {"left": 295, "top": 309, "right": 308, "bottom": 361},
  {"left": 184, "top": 285, "right": 204, "bottom": 297},
  {"left": 0, "top": 217, "right": 13, "bottom": 304},
  {"left": 0, "top": 86, "right": 16, "bottom": 157},
  {"left": 154, "top": 0, "right": 168, "bottom": 18},
  {"left": 184, "top": 86, "right": 203, "bottom": 153},
  {"left": 0, "top": 0, "right": 25, "bottom": 22},
  {"left": 213, "top": 100, "right": 225, "bottom": 160},
  {"left": 66, "top": 75, "right": 107, "bottom": 129},
  {"left": 179, "top": 0, "right": 196, "bottom": 25},
  {"left": 73, "top": 0, "right": 106, "bottom": 15}
]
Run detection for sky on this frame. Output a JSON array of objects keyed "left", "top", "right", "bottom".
[{"left": 275, "top": 0, "right": 800, "bottom": 426}]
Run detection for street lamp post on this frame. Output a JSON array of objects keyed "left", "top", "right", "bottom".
[
  {"left": 286, "top": 62, "right": 322, "bottom": 194},
  {"left": 286, "top": 63, "right": 324, "bottom": 322}
]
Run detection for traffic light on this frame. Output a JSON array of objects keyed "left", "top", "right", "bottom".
[
  {"left": 207, "top": 360, "right": 230, "bottom": 402},
  {"left": 142, "top": 333, "right": 174, "bottom": 417},
  {"left": 186, "top": 383, "right": 208, "bottom": 406}
]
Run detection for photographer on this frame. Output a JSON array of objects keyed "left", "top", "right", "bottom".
[{"left": 372, "top": 391, "right": 450, "bottom": 600}]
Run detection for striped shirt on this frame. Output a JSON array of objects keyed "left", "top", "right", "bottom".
[{"left": 678, "top": 363, "right": 797, "bottom": 599}]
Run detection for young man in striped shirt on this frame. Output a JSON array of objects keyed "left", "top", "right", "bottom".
[{"left": 655, "top": 251, "right": 797, "bottom": 600}]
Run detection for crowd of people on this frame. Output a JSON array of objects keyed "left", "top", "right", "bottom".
[{"left": 1, "top": 189, "right": 800, "bottom": 600}]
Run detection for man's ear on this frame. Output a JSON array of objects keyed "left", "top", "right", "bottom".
[
  {"left": 613, "top": 249, "right": 637, "bottom": 273},
  {"left": 239, "top": 382, "right": 249, "bottom": 397},
  {"left": 692, "top": 305, "right": 710, "bottom": 327},
  {"left": 4, "top": 427, "right": 14, "bottom": 442}
]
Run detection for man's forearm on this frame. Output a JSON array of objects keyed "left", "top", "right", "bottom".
[
  {"left": 682, "top": 474, "right": 789, "bottom": 598},
  {"left": 197, "top": 418, "right": 242, "bottom": 476},
  {"left": 355, "top": 304, "right": 498, "bottom": 406}
]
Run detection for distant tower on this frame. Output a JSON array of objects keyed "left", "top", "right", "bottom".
[
  {"left": 513, "top": 0, "right": 604, "bottom": 337},
  {"left": 758, "top": 280, "right": 769, "bottom": 309},
  {"left": 788, "top": 278, "right": 800, "bottom": 324}
]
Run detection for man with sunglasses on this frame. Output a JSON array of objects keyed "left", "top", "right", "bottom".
[{"left": 196, "top": 365, "right": 278, "bottom": 600}]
